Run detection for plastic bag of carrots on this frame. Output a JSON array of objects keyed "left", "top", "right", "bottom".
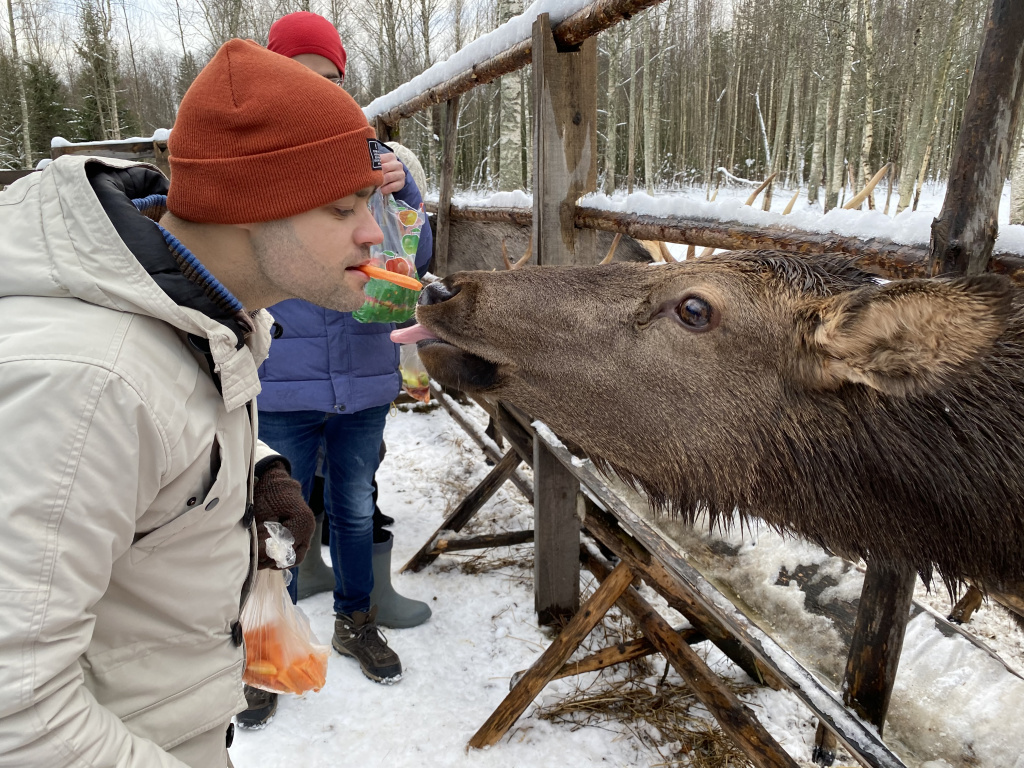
[{"left": 240, "top": 523, "right": 329, "bottom": 695}]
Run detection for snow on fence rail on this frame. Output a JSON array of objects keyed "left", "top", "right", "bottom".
[{"left": 363, "top": 0, "right": 664, "bottom": 126}]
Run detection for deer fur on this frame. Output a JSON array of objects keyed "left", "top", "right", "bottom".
[{"left": 415, "top": 251, "right": 1024, "bottom": 608}]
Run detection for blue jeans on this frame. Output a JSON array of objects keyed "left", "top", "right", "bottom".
[{"left": 258, "top": 405, "right": 389, "bottom": 615}]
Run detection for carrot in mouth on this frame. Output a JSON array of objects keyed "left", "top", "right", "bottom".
[{"left": 355, "top": 264, "right": 422, "bottom": 291}]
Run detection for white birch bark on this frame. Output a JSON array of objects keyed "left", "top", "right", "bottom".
[
  {"left": 6, "top": 0, "right": 32, "bottom": 167},
  {"left": 497, "top": 0, "right": 522, "bottom": 191},
  {"left": 1011, "top": 126, "right": 1024, "bottom": 225},
  {"left": 642, "top": 13, "right": 654, "bottom": 195},
  {"left": 826, "top": 0, "right": 856, "bottom": 212}
]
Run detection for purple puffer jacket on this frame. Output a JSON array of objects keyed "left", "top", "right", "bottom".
[{"left": 257, "top": 161, "right": 432, "bottom": 414}]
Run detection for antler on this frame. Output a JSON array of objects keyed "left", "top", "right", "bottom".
[
  {"left": 503, "top": 236, "right": 536, "bottom": 272},
  {"left": 744, "top": 171, "right": 778, "bottom": 207},
  {"left": 600, "top": 233, "right": 623, "bottom": 265},
  {"left": 843, "top": 163, "right": 891, "bottom": 211}
]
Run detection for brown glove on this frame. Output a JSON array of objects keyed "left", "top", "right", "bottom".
[{"left": 253, "top": 461, "right": 315, "bottom": 570}]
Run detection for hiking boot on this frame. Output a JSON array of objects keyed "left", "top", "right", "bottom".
[
  {"left": 333, "top": 606, "right": 403, "bottom": 683},
  {"left": 235, "top": 685, "right": 277, "bottom": 730}
]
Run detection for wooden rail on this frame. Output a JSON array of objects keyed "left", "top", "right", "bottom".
[
  {"left": 367, "top": 0, "right": 667, "bottom": 127},
  {"left": 422, "top": 201, "right": 1024, "bottom": 280}
]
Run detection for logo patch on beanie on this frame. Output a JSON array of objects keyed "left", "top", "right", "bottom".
[{"left": 367, "top": 139, "right": 384, "bottom": 171}]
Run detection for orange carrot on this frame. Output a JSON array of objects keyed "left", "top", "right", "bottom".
[{"left": 356, "top": 265, "right": 422, "bottom": 291}]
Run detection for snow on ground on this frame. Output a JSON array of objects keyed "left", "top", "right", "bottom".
[
  {"left": 441, "top": 182, "right": 1024, "bottom": 256},
  {"left": 230, "top": 403, "right": 1024, "bottom": 767}
]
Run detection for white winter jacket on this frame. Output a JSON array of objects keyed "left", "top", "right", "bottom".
[{"left": 0, "top": 157, "right": 279, "bottom": 767}]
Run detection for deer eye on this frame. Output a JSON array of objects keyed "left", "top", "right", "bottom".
[{"left": 677, "top": 296, "right": 717, "bottom": 331}]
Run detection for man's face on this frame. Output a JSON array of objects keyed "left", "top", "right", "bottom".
[{"left": 248, "top": 187, "right": 383, "bottom": 312}]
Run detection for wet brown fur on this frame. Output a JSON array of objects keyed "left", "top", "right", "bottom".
[{"left": 416, "top": 251, "right": 1024, "bottom": 602}]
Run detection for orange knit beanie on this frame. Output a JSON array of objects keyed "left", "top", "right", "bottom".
[{"left": 167, "top": 39, "right": 383, "bottom": 224}]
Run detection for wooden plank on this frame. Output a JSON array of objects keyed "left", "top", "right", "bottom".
[
  {"left": 401, "top": 450, "right": 521, "bottom": 573},
  {"left": 511, "top": 623, "right": 706, "bottom": 687},
  {"left": 531, "top": 424, "right": 907, "bottom": 768},
  {"left": 422, "top": 202, "right": 1024, "bottom": 280},
  {"left": 532, "top": 13, "right": 597, "bottom": 267},
  {"left": 368, "top": 0, "right": 667, "bottom": 127},
  {"left": 586, "top": 551, "right": 801, "bottom": 768},
  {"left": 533, "top": 435, "right": 581, "bottom": 625},
  {"left": 468, "top": 560, "right": 635, "bottom": 749},
  {"left": 431, "top": 529, "right": 534, "bottom": 554},
  {"left": 50, "top": 139, "right": 169, "bottom": 163},
  {"left": 0, "top": 168, "right": 37, "bottom": 187},
  {"left": 582, "top": 497, "right": 782, "bottom": 690},
  {"left": 431, "top": 385, "right": 534, "bottom": 503},
  {"left": 930, "top": 0, "right": 1024, "bottom": 276},
  {"left": 434, "top": 96, "right": 460, "bottom": 277}
]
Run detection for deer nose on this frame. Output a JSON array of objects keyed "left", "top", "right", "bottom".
[{"left": 419, "top": 281, "right": 460, "bottom": 306}]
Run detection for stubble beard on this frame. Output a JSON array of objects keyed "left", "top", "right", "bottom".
[{"left": 251, "top": 221, "right": 370, "bottom": 312}]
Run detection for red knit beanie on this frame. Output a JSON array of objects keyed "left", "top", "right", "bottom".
[
  {"left": 268, "top": 12, "right": 347, "bottom": 77},
  {"left": 167, "top": 39, "right": 380, "bottom": 224}
]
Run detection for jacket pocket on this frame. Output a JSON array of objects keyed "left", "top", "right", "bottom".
[{"left": 130, "top": 436, "right": 228, "bottom": 565}]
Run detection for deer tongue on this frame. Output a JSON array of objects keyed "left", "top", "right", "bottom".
[{"left": 390, "top": 324, "right": 438, "bottom": 344}]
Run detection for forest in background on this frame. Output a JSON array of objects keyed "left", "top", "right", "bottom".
[{"left": 3, "top": 0, "right": 1023, "bottom": 218}]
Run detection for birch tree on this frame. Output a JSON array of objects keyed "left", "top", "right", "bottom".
[
  {"left": 497, "top": 0, "right": 521, "bottom": 191},
  {"left": 1011, "top": 126, "right": 1024, "bottom": 225},
  {"left": 5, "top": 0, "right": 31, "bottom": 167},
  {"left": 826, "top": 0, "right": 857, "bottom": 212}
]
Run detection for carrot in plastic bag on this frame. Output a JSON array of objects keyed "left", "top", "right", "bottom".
[{"left": 240, "top": 523, "right": 330, "bottom": 695}]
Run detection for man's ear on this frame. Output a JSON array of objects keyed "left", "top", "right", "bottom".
[{"left": 796, "top": 274, "right": 1013, "bottom": 396}]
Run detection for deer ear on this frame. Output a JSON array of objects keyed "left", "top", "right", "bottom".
[{"left": 797, "top": 275, "right": 1013, "bottom": 396}]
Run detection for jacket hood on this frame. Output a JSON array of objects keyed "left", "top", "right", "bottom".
[{"left": 0, "top": 156, "right": 272, "bottom": 410}]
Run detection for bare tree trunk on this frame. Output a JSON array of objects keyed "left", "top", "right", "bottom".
[
  {"left": 642, "top": 12, "right": 654, "bottom": 194},
  {"left": 857, "top": 0, "right": 875, "bottom": 197},
  {"left": 895, "top": 7, "right": 928, "bottom": 213},
  {"left": 497, "top": 0, "right": 522, "bottom": 191},
  {"left": 100, "top": 0, "right": 120, "bottom": 139},
  {"left": 420, "top": 0, "right": 436, "bottom": 180},
  {"left": 807, "top": 76, "right": 828, "bottom": 205},
  {"left": 626, "top": 24, "right": 637, "bottom": 194},
  {"left": 1012, "top": 125, "right": 1024, "bottom": 225},
  {"left": 603, "top": 30, "right": 619, "bottom": 194},
  {"left": 765, "top": 62, "right": 793, "bottom": 210},
  {"left": 912, "top": 0, "right": 968, "bottom": 211},
  {"left": 6, "top": 0, "right": 32, "bottom": 167},
  {"left": 826, "top": 0, "right": 856, "bottom": 212}
]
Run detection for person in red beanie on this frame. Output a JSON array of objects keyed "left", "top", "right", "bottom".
[
  {"left": 233, "top": 10, "right": 434, "bottom": 730},
  {"left": 0, "top": 38, "right": 383, "bottom": 768}
]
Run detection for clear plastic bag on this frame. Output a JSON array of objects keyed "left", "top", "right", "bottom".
[
  {"left": 241, "top": 523, "right": 329, "bottom": 694},
  {"left": 353, "top": 193, "right": 425, "bottom": 324},
  {"left": 400, "top": 343, "right": 430, "bottom": 403}
]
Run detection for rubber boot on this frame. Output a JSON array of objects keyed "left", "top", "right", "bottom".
[
  {"left": 369, "top": 529, "right": 432, "bottom": 629},
  {"left": 296, "top": 513, "right": 335, "bottom": 601}
]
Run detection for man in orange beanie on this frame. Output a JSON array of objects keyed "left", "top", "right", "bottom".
[{"left": 0, "top": 38, "right": 382, "bottom": 768}]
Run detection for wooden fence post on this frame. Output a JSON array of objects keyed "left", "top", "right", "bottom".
[
  {"left": 527, "top": 12, "right": 597, "bottom": 625},
  {"left": 930, "top": 0, "right": 1024, "bottom": 276},
  {"left": 434, "top": 96, "right": 460, "bottom": 277},
  {"left": 374, "top": 116, "right": 394, "bottom": 143},
  {"left": 532, "top": 13, "right": 598, "bottom": 266},
  {"left": 813, "top": 562, "right": 916, "bottom": 765},
  {"left": 533, "top": 436, "right": 581, "bottom": 626}
]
